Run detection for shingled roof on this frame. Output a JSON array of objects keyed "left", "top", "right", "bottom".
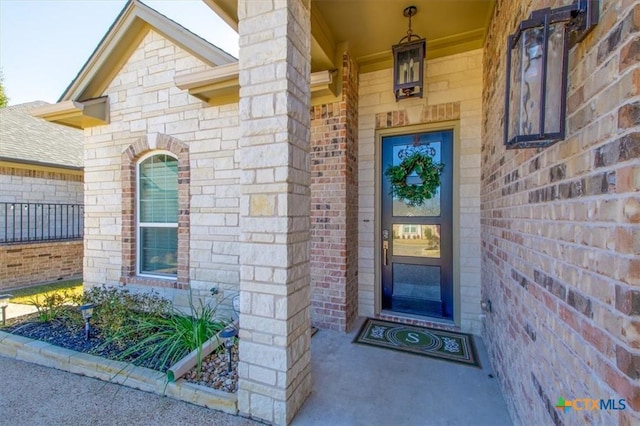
[{"left": 0, "top": 101, "right": 83, "bottom": 169}]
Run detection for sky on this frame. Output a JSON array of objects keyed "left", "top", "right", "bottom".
[{"left": 0, "top": 0, "right": 239, "bottom": 106}]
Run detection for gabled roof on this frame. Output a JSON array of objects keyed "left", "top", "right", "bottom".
[
  {"left": 0, "top": 102, "right": 83, "bottom": 169},
  {"left": 60, "top": 0, "right": 236, "bottom": 102}
]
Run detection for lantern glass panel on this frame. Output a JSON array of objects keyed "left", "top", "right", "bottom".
[
  {"left": 508, "top": 36, "right": 522, "bottom": 143},
  {"left": 521, "top": 27, "right": 544, "bottom": 137},
  {"left": 396, "top": 49, "right": 420, "bottom": 85},
  {"left": 544, "top": 22, "right": 566, "bottom": 134}
]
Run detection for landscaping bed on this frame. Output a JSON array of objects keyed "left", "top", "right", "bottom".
[{"left": 1, "top": 286, "right": 238, "bottom": 393}]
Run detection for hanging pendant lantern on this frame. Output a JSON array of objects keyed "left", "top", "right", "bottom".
[{"left": 392, "top": 6, "right": 426, "bottom": 101}]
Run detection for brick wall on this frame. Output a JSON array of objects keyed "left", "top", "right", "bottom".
[
  {"left": 358, "top": 49, "right": 485, "bottom": 333},
  {"left": 310, "top": 51, "right": 359, "bottom": 331},
  {"left": 481, "top": 0, "right": 640, "bottom": 424},
  {"left": 0, "top": 166, "right": 83, "bottom": 204},
  {"left": 0, "top": 240, "right": 83, "bottom": 289},
  {"left": 84, "top": 29, "right": 241, "bottom": 310}
]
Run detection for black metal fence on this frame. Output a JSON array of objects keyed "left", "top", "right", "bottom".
[{"left": 0, "top": 202, "right": 84, "bottom": 243}]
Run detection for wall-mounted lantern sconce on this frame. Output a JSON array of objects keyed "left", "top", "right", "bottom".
[
  {"left": 504, "top": 0, "right": 599, "bottom": 149},
  {"left": 392, "top": 6, "right": 426, "bottom": 101}
]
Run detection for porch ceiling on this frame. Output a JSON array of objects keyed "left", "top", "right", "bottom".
[{"left": 204, "top": 0, "right": 496, "bottom": 73}]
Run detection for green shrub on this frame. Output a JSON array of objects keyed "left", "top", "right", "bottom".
[
  {"left": 27, "top": 289, "right": 76, "bottom": 322},
  {"left": 83, "top": 286, "right": 171, "bottom": 345}
]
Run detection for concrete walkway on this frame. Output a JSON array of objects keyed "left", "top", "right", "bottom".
[
  {"left": 0, "top": 317, "right": 511, "bottom": 426},
  {"left": 0, "top": 356, "right": 257, "bottom": 426},
  {"left": 3, "top": 302, "right": 38, "bottom": 321}
]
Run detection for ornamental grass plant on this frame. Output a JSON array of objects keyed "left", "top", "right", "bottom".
[{"left": 99, "top": 291, "right": 229, "bottom": 374}]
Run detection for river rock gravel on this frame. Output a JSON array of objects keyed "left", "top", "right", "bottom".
[{"left": 183, "top": 344, "right": 238, "bottom": 392}]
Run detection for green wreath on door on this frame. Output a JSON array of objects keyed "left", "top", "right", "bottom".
[{"left": 384, "top": 144, "right": 444, "bottom": 207}]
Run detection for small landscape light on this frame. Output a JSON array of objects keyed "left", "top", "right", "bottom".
[
  {"left": 80, "top": 303, "right": 95, "bottom": 340},
  {"left": 0, "top": 294, "right": 12, "bottom": 325},
  {"left": 219, "top": 324, "right": 238, "bottom": 374}
]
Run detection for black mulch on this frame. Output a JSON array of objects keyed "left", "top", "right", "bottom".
[{"left": 2, "top": 314, "right": 163, "bottom": 371}]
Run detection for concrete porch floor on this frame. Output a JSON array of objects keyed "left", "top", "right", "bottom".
[
  {"left": 294, "top": 318, "right": 512, "bottom": 426},
  {"left": 0, "top": 312, "right": 511, "bottom": 425}
]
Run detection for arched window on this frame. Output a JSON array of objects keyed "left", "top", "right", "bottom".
[{"left": 137, "top": 152, "right": 178, "bottom": 277}]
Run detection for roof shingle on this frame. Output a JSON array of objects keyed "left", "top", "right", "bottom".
[{"left": 0, "top": 101, "right": 83, "bottom": 169}]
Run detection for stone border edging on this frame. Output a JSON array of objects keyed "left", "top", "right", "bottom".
[
  {"left": 168, "top": 335, "right": 223, "bottom": 382},
  {"left": 0, "top": 330, "right": 237, "bottom": 414}
]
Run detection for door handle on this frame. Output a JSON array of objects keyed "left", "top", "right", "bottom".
[{"left": 383, "top": 241, "right": 389, "bottom": 266}]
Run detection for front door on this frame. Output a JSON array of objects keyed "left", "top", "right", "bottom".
[{"left": 381, "top": 130, "right": 453, "bottom": 319}]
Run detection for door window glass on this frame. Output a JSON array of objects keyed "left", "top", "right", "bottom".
[
  {"left": 391, "top": 142, "right": 442, "bottom": 217},
  {"left": 392, "top": 224, "right": 440, "bottom": 258}
]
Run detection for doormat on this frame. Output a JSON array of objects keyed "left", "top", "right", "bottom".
[{"left": 353, "top": 318, "right": 481, "bottom": 368}]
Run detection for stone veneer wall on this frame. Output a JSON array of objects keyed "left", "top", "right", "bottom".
[
  {"left": 481, "top": 0, "right": 640, "bottom": 424},
  {"left": 236, "top": 0, "right": 312, "bottom": 422},
  {"left": 358, "top": 49, "right": 485, "bottom": 333},
  {"left": 84, "top": 29, "right": 241, "bottom": 308},
  {"left": 0, "top": 166, "right": 83, "bottom": 204},
  {"left": 310, "top": 51, "right": 359, "bottom": 331},
  {"left": 0, "top": 240, "right": 83, "bottom": 289}
]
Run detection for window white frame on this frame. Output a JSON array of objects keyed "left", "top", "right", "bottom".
[{"left": 136, "top": 151, "right": 178, "bottom": 279}]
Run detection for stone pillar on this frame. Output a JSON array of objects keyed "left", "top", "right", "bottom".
[{"left": 237, "top": 0, "right": 312, "bottom": 424}]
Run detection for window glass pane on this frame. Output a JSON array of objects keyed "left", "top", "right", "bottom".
[
  {"left": 139, "top": 155, "right": 178, "bottom": 223},
  {"left": 392, "top": 224, "right": 440, "bottom": 258},
  {"left": 140, "top": 227, "right": 177, "bottom": 276},
  {"left": 393, "top": 263, "right": 441, "bottom": 301},
  {"left": 392, "top": 263, "right": 442, "bottom": 316}
]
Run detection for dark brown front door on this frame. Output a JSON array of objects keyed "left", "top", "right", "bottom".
[{"left": 381, "top": 130, "right": 454, "bottom": 319}]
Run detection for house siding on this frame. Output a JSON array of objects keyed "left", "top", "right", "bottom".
[
  {"left": 358, "top": 49, "right": 484, "bottom": 333},
  {"left": 0, "top": 167, "right": 83, "bottom": 204},
  {"left": 0, "top": 165, "right": 84, "bottom": 289},
  {"left": 83, "top": 29, "right": 241, "bottom": 308},
  {"left": 481, "top": 0, "right": 640, "bottom": 424},
  {"left": 0, "top": 240, "right": 82, "bottom": 290}
]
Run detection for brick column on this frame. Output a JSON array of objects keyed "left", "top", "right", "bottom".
[
  {"left": 237, "top": 0, "right": 312, "bottom": 424},
  {"left": 310, "top": 51, "right": 359, "bottom": 331}
]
